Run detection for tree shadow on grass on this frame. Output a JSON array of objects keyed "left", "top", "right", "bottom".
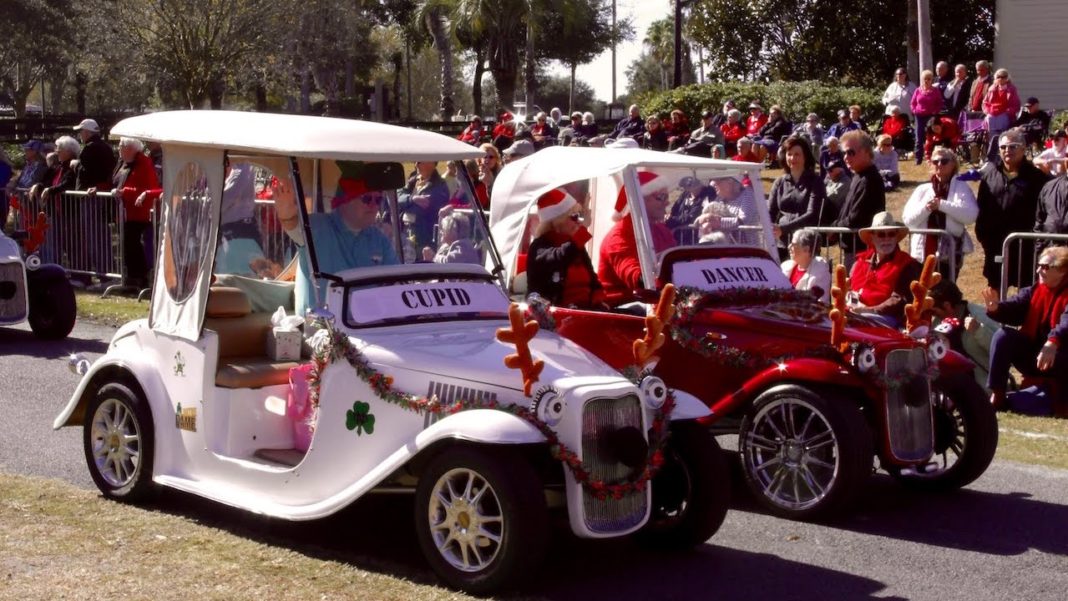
[{"left": 145, "top": 489, "right": 897, "bottom": 600}]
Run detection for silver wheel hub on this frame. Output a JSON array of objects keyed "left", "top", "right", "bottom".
[
  {"left": 428, "top": 468, "right": 504, "bottom": 573},
  {"left": 744, "top": 398, "right": 840, "bottom": 512},
  {"left": 90, "top": 398, "right": 141, "bottom": 488}
]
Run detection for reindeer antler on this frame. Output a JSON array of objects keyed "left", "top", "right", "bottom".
[
  {"left": 633, "top": 284, "right": 677, "bottom": 368},
  {"left": 25, "top": 212, "right": 49, "bottom": 255},
  {"left": 829, "top": 264, "right": 849, "bottom": 350},
  {"left": 496, "top": 303, "right": 544, "bottom": 396},
  {"left": 905, "top": 254, "right": 942, "bottom": 332}
]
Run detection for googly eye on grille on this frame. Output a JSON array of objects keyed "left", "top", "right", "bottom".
[
  {"left": 640, "top": 375, "right": 669, "bottom": 410},
  {"left": 852, "top": 345, "right": 877, "bottom": 373},
  {"left": 531, "top": 386, "right": 565, "bottom": 426},
  {"left": 927, "top": 334, "right": 949, "bottom": 362}
]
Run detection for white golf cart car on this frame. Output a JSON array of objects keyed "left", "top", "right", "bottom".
[
  {"left": 489, "top": 147, "right": 996, "bottom": 521},
  {"left": 0, "top": 214, "right": 76, "bottom": 339},
  {"left": 55, "top": 111, "right": 729, "bottom": 593}
]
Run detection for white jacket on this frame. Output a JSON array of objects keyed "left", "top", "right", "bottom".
[
  {"left": 883, "top": 81, "right": 917, "bottom": 116},
  {"left": 902, "top": 176, "right": 978, "bottom": 260},
  {"left": 781, "top": 256, "right": 831, "bottom": 303}
]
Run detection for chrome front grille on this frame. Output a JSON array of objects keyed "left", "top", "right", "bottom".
[
  {"left": 580, "top": 394, "right": 648, "bottom": 533},
  {"left": 0, "top": 262, "right": 27, "bottom": 322},
  {"left": 884, "top": 348, "right": 935, "bottom": 462},
  {"left": 422, "top": 381, "right": 498, "bottom": 428}
]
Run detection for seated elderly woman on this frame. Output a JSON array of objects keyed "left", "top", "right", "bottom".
[
  {"left": 527, "top": 188, "right": 605, "bottom": 308},
  {"left": 426, "top": 210, "right": 480, "bottom": 264},
  {"left": 780, "top": 229, "right": 830, "bottom": 303},
  {"left": 847, "top": 211, "right": 922, "bottom": 328},
  {"left": 983, "top": 246, "right": 1068, "bottom": 413}
]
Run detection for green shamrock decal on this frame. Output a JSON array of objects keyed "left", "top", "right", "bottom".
[{"left": 345, "top": 401, "right": 376, "bottom": 436}]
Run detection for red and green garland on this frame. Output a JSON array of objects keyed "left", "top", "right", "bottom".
[{"left": 305, "top": 322, "right": 673, "bottom": 501}]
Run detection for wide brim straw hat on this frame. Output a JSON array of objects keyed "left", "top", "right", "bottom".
[{"left": 858, "top": 211, "right": 909, "bottom": 246}]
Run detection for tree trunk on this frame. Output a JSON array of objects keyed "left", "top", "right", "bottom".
[
  {"left": 209, "top": 76, "right": 225, "bottom": 110},
  {"left": 472, "top": 45, "right": 485, "bottom": 118},
  {"left": 906, "top": 0, "right": 919, "bottom": 83},
  {"left": 524, "top": 17, "right": 536, "bottom": 113},
  {"left": 74, "top": 71, "right": 87, "bottom": 115},
  {"left": 255, "top": 81, "right": 268, "bottom": 112},
  {"left": 917, "top": 0, "right": 932, "bottom": 75},
  {"left": 425, "top": 9, "right": 455, "bottom": 120},
  {"left": 391, "top": 51, "right": 402, "bottom": 120},
  {"left": 568, "top": 62, "right": 576, "bottom": 114},
  {"left": 300, "top": 67, "right": 312, "bottom": 113}
]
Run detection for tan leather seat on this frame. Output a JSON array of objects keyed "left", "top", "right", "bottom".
[
  {"left": 205, "top": 287, "right": 301, "bottom": 389},
  {"left": 215, "top": 358, "right": 301, "bottom": 389}
]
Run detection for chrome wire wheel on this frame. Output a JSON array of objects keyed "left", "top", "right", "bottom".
[
  {"left": 427, "top": 467, "right": 504, "bottom": 573},
  {"left": 743, "top": 397, "right": 840, "bottom": 512},
  {"left": 923, "top": 390, "right": 966, "bottom": 475},
  {"left": 89, "top": 397, "right": 143, "bottom": 489}
]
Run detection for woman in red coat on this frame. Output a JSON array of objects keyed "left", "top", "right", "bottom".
[{"left": 112, "top": 137, "right": 161, "bottom": 288}]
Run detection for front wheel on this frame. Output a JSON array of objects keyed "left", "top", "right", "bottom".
[
  {"left": 636, "top": 421, "right": 730, "bottom": 548},
  {"left": 887, "top": 374, "right": 998, "bottom": 491},
  {"left": 414, "top": 447, "right": 548, "bottom": 594},
  {"left": 27, "top": 272, "right": 76, "bottom": 340},
  {"left": 738, "top": 385, "right": 873, "bottom": 521},
  {"left": 83, "top": 382, "right": 156, "bottom": 502}
]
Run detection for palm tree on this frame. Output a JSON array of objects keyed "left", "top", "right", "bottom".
[{"left": 421, "top": 1, "right": 456, "bottom": 119}]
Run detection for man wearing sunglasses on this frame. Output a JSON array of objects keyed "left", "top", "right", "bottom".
[
  {"left": 832, "top": 130, "right": 886, "bottom": 267},
  {"left": 983, "top": 246, "right": 1068, "bottom": 414},
  {"left": 976, "top": 129, "right": 1049, "bottom": 288},
  {"left": 598, "top": 171, "right": 675, "bottom": 305},
  {"left": 280, "top": 175, "right": 398, "bottom": 315}
]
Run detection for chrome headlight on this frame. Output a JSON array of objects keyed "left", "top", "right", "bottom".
[
  {"left": 927, "top": 334, "right": 949, "bottom": 362},
  {"left": 531, "top": 386, "right": 565, "bottom": 426},
  {"left": 639, "top": 375, "right": 669, "bottom": 410},
  {"left": 852, "top": 345, "right": 877, "bottom": 373}
]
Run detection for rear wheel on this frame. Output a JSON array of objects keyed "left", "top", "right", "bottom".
[
  {"left": 636, "top": 421, "right": 730, "bottom": 548},
  {"left": 887, "top": 374, "right": 998, "bottom": 491},
  {"left": 27, "top": 273, "right": 76, "bottom": 340},
  {"left": 83, "top": 382, "right": 156, "bottom": 502},
  {"left": 414, "top": 447, "right": 547, "bottom": 594},
  {"left": 738, "top": 385, "right": 873, "bottom": 521}
]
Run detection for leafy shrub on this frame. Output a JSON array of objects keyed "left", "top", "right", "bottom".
[{"left": 636, "top": 81, "right": 883, "bottom": 131}]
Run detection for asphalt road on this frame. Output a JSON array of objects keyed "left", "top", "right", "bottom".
[{"left": 2, "top": 320, "right": 1066, "bottom": 601}]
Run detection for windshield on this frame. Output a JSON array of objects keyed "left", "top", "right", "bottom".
[{"left": 343, "top": 275, "right": 510, "bottom": 328}]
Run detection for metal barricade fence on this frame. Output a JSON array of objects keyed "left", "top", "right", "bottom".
[
  {"left": 671, "top": 224, "right": 765, "bottom": 247},
  {"left": 50, "top": 190, "right": 124, "bottom": 281},
  {"left": 999, "top": 232, "right": 1068, "bottom": 298}
]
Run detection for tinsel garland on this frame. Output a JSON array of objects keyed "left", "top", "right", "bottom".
[{"left": 305, "top": 321, "right": 672, "bottom": 500}]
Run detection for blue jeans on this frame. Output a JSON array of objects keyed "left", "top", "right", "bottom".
[
  {"left": 914, "top": 114, "right": 931, "bottom": 161},
  {"left": 987, "top": 327, "right": 1068, "bottom": 401}
]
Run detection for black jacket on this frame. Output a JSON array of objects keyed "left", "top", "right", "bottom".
[
  {"left": 769, "top": 169, "right": 826, "bottom": 245},
  {"left": 833, "top": 163, "right": 885, "bottom": 250},
  {"left": 1034, "top": 175, "right": 1068, "bottom": 249},
  {"left": 527, "top": 230, "right": 601, "bottom": 307},
  {"left": 75, "top": 135, "right": 117, "bottom": 191},
  {"left": 976, "top": 159, "right": 1049, "bottom": 249}
]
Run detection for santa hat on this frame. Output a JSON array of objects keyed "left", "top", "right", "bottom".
[
  {"left": 536, "top": 188, "right": 579, "bottom": 223},
  {"left": 613, "top": 171, "right": 664, "bottom": 220},
  {"left": 331, "top": 177, "right": 369, "bottom": 209}
]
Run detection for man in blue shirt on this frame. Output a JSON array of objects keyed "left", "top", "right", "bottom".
[{"left": 281, "top": 174, "right": 399, "bottom": 315}]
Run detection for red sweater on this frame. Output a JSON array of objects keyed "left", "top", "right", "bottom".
[
  {"left": 597, "top": 216, "right": 675, "bottom": 304},
  {"left": 746, "top": 113, "right": 768, "bottom": 137},
  {"left": 115, "top": 153, "right": 161, "bottom": 223},
  {"left": 849, "top": 248, "right": 917, "bottom": 307},
  {"left": 1022, "top": 284, "right": 1068, "bottom": 345}
]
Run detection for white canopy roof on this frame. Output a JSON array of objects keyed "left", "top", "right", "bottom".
[
  {"left": 488, "top": 146, "right": 768, "bottom": 290},
  {"left": 489, "top": 146, "right": 757, "bottom": 228},
  {"left": 111, "top": 110, "right": 484, "bottom": 161}
]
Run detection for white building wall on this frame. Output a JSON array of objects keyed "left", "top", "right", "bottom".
[{"left": 995, "top": 0, "right": 1068, "bottom": 109}]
